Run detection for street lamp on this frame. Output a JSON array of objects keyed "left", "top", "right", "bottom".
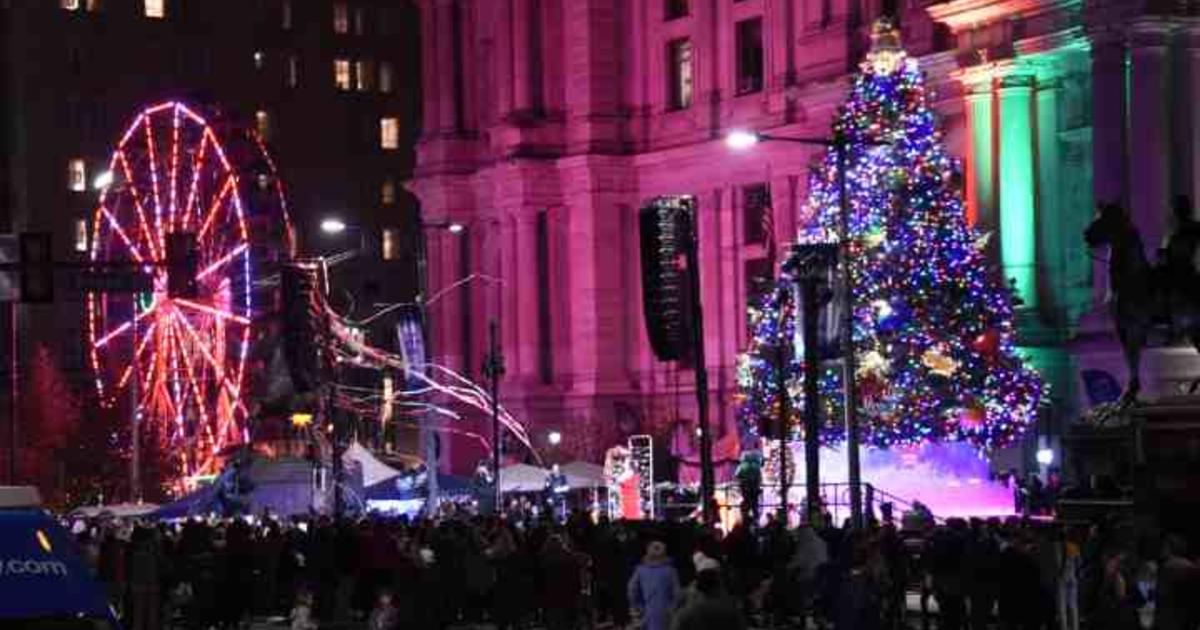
[
  {"left": 726, "top": 129, "right": 887, "bottom": 529},
  {"left": 548, "top": 430, "right": 562, "bottom": 446},
  {"left": 92, "top": 170, "right": 114, "bottom": 191},
  {"left": 320, "top": 218, "right": 348, "bottom": 235}
]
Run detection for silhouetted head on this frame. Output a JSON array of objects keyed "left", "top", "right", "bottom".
[
  {"left": 1085, "top": 202, "right": 1129, "bottom": 248},
  {"left": 1174, "top": 195, "right": 1194, "bottom": 224}
]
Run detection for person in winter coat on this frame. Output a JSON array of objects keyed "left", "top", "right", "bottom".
[
  {"left": 628, "top": 540, "right": 680, "bottom": 630},
  {"left": 672, "top": 569, "right": 745, "bottom": 630}
]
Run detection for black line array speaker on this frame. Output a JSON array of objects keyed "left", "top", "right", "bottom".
[{"left": 639, "top": 196, "right": 697, "bottom": 362}]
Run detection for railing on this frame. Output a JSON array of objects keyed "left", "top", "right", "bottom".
[{"left": 754, "top": 481, "right": 920, "bottom": 526}]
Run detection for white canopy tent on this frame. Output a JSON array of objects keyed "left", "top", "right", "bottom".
[
  {"left": 499, "top": 463, "right": 550, "bottom": 492},
  {"left": 69, "top": 503, "right": 160, "bottom": 519},
  {"left": 343, "top": 441, "right": 402, "bottom": 488},
  {"left": 561, "top": 461, "right": 604, "bottom": 489}
]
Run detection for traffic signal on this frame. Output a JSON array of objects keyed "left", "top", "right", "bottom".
[
  {"left": 18, "top": 232, "right": 53, "bottom": 303},
  {"left": 166, "top": 232, "right": 198, "bottom": 298},
  {"left": 281, "top": 263, "right": 321, "bottom": 394}
]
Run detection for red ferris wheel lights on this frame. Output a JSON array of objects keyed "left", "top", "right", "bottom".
[
  {"left": 196, "top": 176, "right": 235, "bottom": 243},
  {"left": 195, "top": 242, "right": 248, "bottom": 281},
  {"left": 173, "top": 298, "right": 251, "bottom": 326}
]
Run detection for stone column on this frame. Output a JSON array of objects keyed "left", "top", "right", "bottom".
[
  {"left": 963, "top": 80, "right": 996, "bottom": 233},
  {"left": 998, "top": 74, "right": 1039, "bottom": 309},
  {"left": 434, "top": 0, "right": 460, "bottom": 133},
  {"left": 1036, "top": 78, "right": 1063, "bottom": 314},
  {"left": 1185, "top": 26, "right": 1200, "bottom": 207},
  {"left": 511, "top": 0, "right": 535, "bottom": 113},
  {"left": 1128, "top": 20, "right": 1172, "bottom": 256},
  {"left": 1091, "top": 32, "right": 1127, "bottom": 305},
  {"left": 511, "top": 210, "right": 541, "bottom": 384},
  {"left": 419, "top": 0, "right": 442, "bottom": 132}
]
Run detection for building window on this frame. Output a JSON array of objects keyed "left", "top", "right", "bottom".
[
  {"left": 665, "top": 0, "right": 688, "bottom": 20},
  {"left": 281, "top": 0, "right": 292, "bottom": 30},
  {"left": 286, "top": 55, "right": 299, "bottom": 87},
  {"left": 379, "top": 61, "right": 394, "bottom": 94},
  {"left": 355, "top": 60, "right": 374, "bottom": 92},
  {"left": 334, "top": 59, "right": 352, "bottom": 90},
  {"left": 255, "top": 110, "right": 271, "bottom": 140},
  {"left": 74, "top": 219, "right": 89, "bottom": 253},
  {"left": 333, "top": 3, "right": 349, "bottom": 33},
  {"left": 253, "top": 51, "right": 265, "bottom": 70},
  {"left": 381, "top": 228, "right": 399, "bottom": 261},
  {"left": 144, "top": 0, "right": 164, "bottom": 18},
  {"left": 380, "top": 117, "right": 399, "bottom": 150},
  {"left": 742, "top": 183, "right": 770, "bottom": 245},
  {"left": 68, "top": 159, "right": 87, "bottom": 192},
  {"left": 736, "top": 18, "right": 764, "bottom": 95},
  {"left": 353, "top": 7, "right": 366, "bottom": 35},
  {"left": 381, "top": 178, "right": 396, "bottom": 205},
  {"left": 667, "top": 39, "right": 694, "bottom": 110}
]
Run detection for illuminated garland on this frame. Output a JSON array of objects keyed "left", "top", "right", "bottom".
[{"left": 737, "top": 21, "right": 1044, "bottom": 451}]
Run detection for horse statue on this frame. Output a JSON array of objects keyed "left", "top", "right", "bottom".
[{"left": 1083, "top": 197, "right": 1200, "bottom": 407}]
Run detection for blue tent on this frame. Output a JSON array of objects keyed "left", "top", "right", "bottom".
[
  {"left": 0, "top": 508, "right": 117, "bottom": 623},
  {"left": 364, "top": 473, "right": 477, "bottom": 501}
]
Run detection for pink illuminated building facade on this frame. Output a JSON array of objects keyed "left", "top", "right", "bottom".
[{"left": 408, "top": 0, "right": 1200, "bottom": 476}]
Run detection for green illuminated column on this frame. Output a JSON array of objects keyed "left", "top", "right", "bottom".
[
  {"left": 1036, "top": 78, "right": 1062, "bottom": 313},
  {"left": 964, "top": 81, "right": 996, "bottom": 233},
  {"left": 998, "top": 74, "right": 1038, "bottom": 309}
]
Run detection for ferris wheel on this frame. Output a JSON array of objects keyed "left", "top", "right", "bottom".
[{"left": 87, "top": 101, "right": 294, "bottom": 482}]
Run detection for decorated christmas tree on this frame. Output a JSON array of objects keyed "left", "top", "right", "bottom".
[{"left": 737, "top": 20, "right": 1043, "bottom": 451}]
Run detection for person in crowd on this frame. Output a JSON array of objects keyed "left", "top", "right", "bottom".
[
  {"left": 367, "top": 589, "right": 398, "bottom": 630},
  {"left": 1154, "top": 534, "right": 1198, "bottom": 630},
  {"left": 672, "top": 567, "right": 745, "bottom": 630},
  {"left": 628, "top": 539, "right": 680, "bottom": 630},
  {"left": 290, "top": 589, "right": 318, "bottom": 630}
]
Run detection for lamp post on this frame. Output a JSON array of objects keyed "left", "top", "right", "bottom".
[{"left": 726, "top": 130, "right": 884, "bottom": 528}]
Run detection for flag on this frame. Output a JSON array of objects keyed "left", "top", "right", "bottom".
[{"left": 761, "top": 187, "right": 777, "bottom": 271}]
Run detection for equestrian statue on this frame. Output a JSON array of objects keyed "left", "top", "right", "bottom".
[{"left": 1084, "top": 195, "right": 1200, "bottom": 406}]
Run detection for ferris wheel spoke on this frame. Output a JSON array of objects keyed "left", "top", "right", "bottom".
[
  {"left": 169, "top": 104, "right": 181, "bottom": 234},
  {"left": 115, "top": 320, "right": 158, "bottom": 392},
  {"left": 116, "top": 150, "right": 163, "bottom": 260},
  {"left": 143, "top": 116, "right": 165, "bottom": 254},
  {"left": 180, "top": 132, "right": 210, "bottom": 233},
  {"left": 172, "top": 317, "right": 212, "bottom": 432},
  {"left": 94, "top": 299, "right": 159, "bottom": 349},
  {"left": 196, "top": 243, "right": 249, "bottom": 282},
  {"left": 99, "top": 204, "right": 146, "bottom": 264},
  {"left": 173, "top": 298, "right": 251, "bottom": 326},
  {"left": 196, "top": 176, "right": 235, "bottom": 244}
]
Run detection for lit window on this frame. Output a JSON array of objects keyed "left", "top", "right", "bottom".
[
  {"left": 254, "top": 51, "right": 265, "bottom": 69},
  {"left": 354, "top": 7, "right": 366, "bottom": 35},
  {"left": 333, "top": 3, "right": 349, "bottom": 33},
  {"left": 381, "top": 178, "right": 396, "bottom": 205},
  {"left": 379, "top": 62, "right": 394, "bottom": 94},
  {"left": 74, "top": 219, "right": 89, "bottom": 253},
  {"left": 355, "top": 60, "right": 374, "bottom": 91},
  {"left": 382, "top": 228, "right": 399, "bottom": 261},
  {"left": 667, "top": 38, "right": 694, "bottom": 110},
  {"left": 286, "top": 55, "right": 299, "bottom": 87},
  {"left": 281, "top": 0, "right": 292, "bottom": 30},
  {"left": 379, "top": 117, "right": 399, "bottom": 150},
  {"left": 86, "top": 0, "right": 101, "bottom": 9},
  {"left": 61, "top": 0, "right": 81, "bottom": 10},
  {"left": 334, "top": 59, "right": 352, "bottom": 90},
  {"left": 255, "top": 110, "right": 271, "bottom": 140},
  {"left": 68, "top": 159, "right": 87, "bottom": 192},
  {"left": 144, "top": 0, "right": 164, "bottom": 18}
]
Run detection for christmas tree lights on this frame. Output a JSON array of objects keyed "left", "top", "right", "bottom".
[{"left": 737, "top": 20, "right": 1044, "bottom": 451}]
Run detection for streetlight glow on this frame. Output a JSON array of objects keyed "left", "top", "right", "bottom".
[
  {"left": 320, "top": 218, "right": 348, "bottom": 234},
  {"left": 447, "top": 222, "right": 465, "bottom": 235},
  {"left": 92, "top": 171, "right": 114, "bottom": 190},
  {"left": 725, "top": 130, "right": 760, "bottom": 150},
  {"left": 548, "top": 431, "right": 562, "bottom": 446},
  {"left": 1036, "top": 448, "right": 1054, "bottom": 466}
]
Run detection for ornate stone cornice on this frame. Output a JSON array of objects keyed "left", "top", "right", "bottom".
[{"left": 927, "top": 0, "right": 1082, "bottom": 33}]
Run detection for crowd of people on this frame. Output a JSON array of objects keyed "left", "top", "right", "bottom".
[{"left": 70, "top": 508, "right": 1199, "bottom": 630}]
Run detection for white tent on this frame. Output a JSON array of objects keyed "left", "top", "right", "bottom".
[
  {"left": 70, "top": 502, "right": 160, "bottom": 519},
  {"left": 343, "top": 441, "right": 402, "bottom": 488},
  {"left": 561, "top": 461, "right": 604, "bottom": 489},
  {"left": 499, "top": 463, "right": 550, "bottom": 492}
]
